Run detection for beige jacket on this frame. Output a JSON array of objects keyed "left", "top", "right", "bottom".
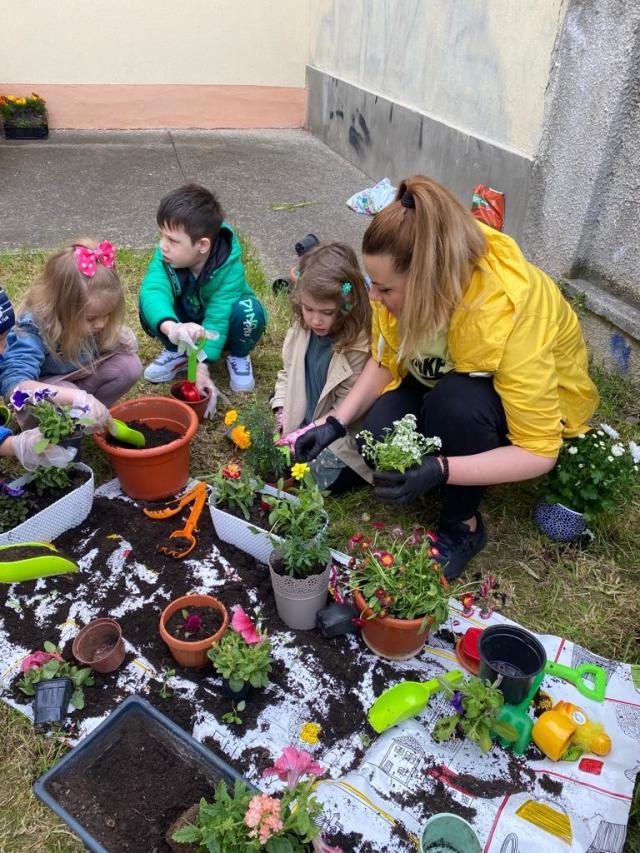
[{"left": 272, "top": 324, "right": 373, "bottom": 483}]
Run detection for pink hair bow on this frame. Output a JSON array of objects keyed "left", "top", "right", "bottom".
[{"left": 74, "top": 241, "right": 116, "bottom": 277}]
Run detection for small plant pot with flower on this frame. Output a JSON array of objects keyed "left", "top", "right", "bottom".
[
  {"left": 17, "top": 642, "right": 94, "bottom": 728},
  {"left": 533, "top": 425, "right": 640, "bottom": 542},
  {"left": 0, "top": 92, "right": 49, "bottom": 138},
  {"left": 160, "top": 594, "right": 229, "bottom": 669},
  {"left": 208, "top": 606, "right": 272, "bottom": 702},
  {"left": 348, "top": 526, "right": 455, "bottom": 660}
]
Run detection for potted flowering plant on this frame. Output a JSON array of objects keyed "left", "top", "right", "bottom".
[
  {"left": 533, "top": 424, "right": 640, "bottom": 540},
  {"left": 266, "top": 463, "right": 332, "bottom": 629},
  {"left": 0, "top": 389, "right": 95, "bottom": 545},
  {"left": 358, "top": 413, "right": 441, "bottom": 472},
  {"left": 225, "top": 402, "right": 291, "bottom": 484},
  {"left": 172, "top": 746, "right": 343, "bottom": 852},
  {"left": 432, "top": 675, "right": 516, "bottom": 752},
  {"left": 208, "top": 606, "right": 272, "bottom": 700},
  {"left": 17, "top": 641, "right": 94, "bottom": 727},
  {"left": 348, "top": 526, "right": 456, "bottom": 659},
  {"left": 0, "top": 92, "right": 48, "bottom": 139},
  {"left": 159, "top": 593, "right": 229, "bottom": 668}
]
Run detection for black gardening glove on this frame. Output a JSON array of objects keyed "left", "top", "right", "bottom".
[
  {"left": 294, "top": 416, "right": 347, "bottom": 462},
  {"left": 373, "top": 456, "right": 448, "bottom": 504}
]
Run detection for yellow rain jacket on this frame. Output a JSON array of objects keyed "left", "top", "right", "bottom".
[{"left": 371, "top": 223, "right": 598, "bottom": 457}]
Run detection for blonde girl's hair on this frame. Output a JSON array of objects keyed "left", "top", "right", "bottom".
[
  {"left": 362, "top": 175, "right": 487, "bottom": 365},
  {"left": 292, "top": 241, "right": 372, "bottom": 353},
  {"left": 20, "top": 238, "right": 126, "bottom": 365}
]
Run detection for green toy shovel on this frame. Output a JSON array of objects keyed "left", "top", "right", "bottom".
[
  {"left": 107, "top": 418, "right": 146, "bottom": 448},
  {"left": 544, "top": 660, "right": 607, "bottom": 702},
  {"left": 0, "top": 543, "right": 78, "bottom": 583},
  {"left": 368, "top": 670, "right": 463, "bottom": 733}
]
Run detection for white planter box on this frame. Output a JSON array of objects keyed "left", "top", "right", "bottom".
[
  {"left": 209, "top": 484, "right": 297, "bottom": 564},
  {"left": 0, "top": 462, "right": 95, "bottom": 546}
]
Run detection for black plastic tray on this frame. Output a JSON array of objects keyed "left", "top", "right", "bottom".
[{"left": 34, "top": 695, "right": 254, "bottom": 852}]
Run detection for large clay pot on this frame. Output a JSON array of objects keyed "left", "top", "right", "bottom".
[
  {"left": 72, "top": 618, "right": 126, "bottom": 674},
  {"left": 93, "top": 396, "right": 198, "bottom": 501},
  {"left": 159, "top": 593, "right": 229, "bottom": 669},
  {"left": 353, "top": 589, "right": 432, "bottom": 660},
  {"left": 169, "top": 382, "right": 211, "bottom": 425}
]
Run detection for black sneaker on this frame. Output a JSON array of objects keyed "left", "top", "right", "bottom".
[{"left": 432, "top": 512, "right": 487, "bottom": 580}]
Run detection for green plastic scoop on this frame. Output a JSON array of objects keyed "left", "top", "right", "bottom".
[
  {"left": 368, "top": 670, "right": 463, "bottom": 733},
  {"left": 496, "top": 671, "right": 545, "bottom": 754},
  {"left": 544, "top": 660, "right": 607, "bottom": 702},
  {"left": 0, "top": 543, "right": 78, "bottom": 583},
  {"left": 107, "top": 418, "right": 146, "bottom": 448}
]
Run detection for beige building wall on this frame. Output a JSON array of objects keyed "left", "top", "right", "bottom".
[
  {"left": 309, "top": 0, "right": 565, "bottom": 157},
  {"left": 1, "top": 0, "right": 311, "bottom": 127}
]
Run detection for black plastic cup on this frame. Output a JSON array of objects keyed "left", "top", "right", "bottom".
[
  {"left": 221, "top": 679, "right": 252, "bottom": 701},
  {"left": 33, "top": 677, "right": 73, "bottom": 728},
  {"left": 294, "top": 233, "right": 319, "bottom": 257},
  {"left": 478, "top": 625, "right": 546, "bottom": 705},
  {"left": 316, "top": 602, "right": 359, "bottom": 638}
]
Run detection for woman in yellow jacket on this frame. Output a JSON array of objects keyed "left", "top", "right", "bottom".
[{"left": 296, "top": 175, "right": 598, "bottom": 579}]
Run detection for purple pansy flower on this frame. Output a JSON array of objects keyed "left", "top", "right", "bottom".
[
  {"left": 450, "top": 691, "right": 465, "bottom": 715},
  {"left": 9, "top": 389, "right": 31, "bottom": 411},
  {"left": 33, "top": 387, "right": 55, "bottom": 403}
]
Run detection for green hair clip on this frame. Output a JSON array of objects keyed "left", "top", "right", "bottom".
[{"left": 341, "top": 282, "right": 352, "bottom": 294}]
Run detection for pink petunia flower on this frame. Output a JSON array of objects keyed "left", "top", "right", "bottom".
[
  {"left": 262, "top": 746, "right": 324, "bottom": 788},
  {"left": 20, "top": 650, "right": 63, "bottom": 672},
  {"left": 231, "top": 606, "right": 262, "bottom": 644},
  {"left": 313, "top": 837, "right": 344, "bottom": 853}
]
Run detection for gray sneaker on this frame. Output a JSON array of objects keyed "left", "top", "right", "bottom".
[
  {"left": 143, "top": 349, "right": 188, "bottom": 383},
  {"left": 226, "top": 354, "right": 255, "bottom": 392}
]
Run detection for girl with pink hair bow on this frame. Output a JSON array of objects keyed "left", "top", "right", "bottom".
[{"left": 0, "top": 239, "right": 142, "bottom": 434}]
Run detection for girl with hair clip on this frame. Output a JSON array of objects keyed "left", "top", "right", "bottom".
[
  {"left": 0, "top": 240, "right": 142, "bottom": 432},
  {"left": 296, "top": 176, "right": 598, "bottom": 577},
  {"left": 272, "top": 241, "right": 373, "bottom": 494}
]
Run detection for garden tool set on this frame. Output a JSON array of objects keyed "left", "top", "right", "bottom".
[{"left": 143, "top": 481, "right": 208, "bottom": 558}]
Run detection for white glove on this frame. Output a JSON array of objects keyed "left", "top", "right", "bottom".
[
  {"left": 196, "top": 364, "right": 217, "bottom": 419},
  {"left": 166, "top": 321, "right": 206, "bottom": 355},
  {"left": 12, "top": 428, "right": 77, "bottom": 471},
  {"left": 71, "top": 390, "right": 111, "bottom": 433}
]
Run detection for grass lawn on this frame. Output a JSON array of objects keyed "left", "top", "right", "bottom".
[{"left": 1, "top": 243, "right": 639, "bottom": 851}]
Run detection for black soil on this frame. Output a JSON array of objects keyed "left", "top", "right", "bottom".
[
  {"left": 539, "top": 773, "right": 563, "bottom": 796},
  {"left": 20, "top": 467, "right": 90, "bottom": 517},
  {"left": 47, "top": 716, "right": 214, "bottom": 851},
  {"left": 165, "top": 606, "right": 224, "bottom": 642},
  {"left": 0, "top": 544, "right": 63, "bottom": 561},
  {"left": 105, "top": 421, "right": 180, "bottom": 450}
]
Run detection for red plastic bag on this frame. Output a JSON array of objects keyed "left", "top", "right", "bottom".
[{"left": 471, "top": 184, "right": 505, "bottom": 231}]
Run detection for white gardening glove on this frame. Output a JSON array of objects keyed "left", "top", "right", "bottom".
[
  {"left": 166, "top": 321, "right": 207, "bottom": 355},
  {"left": 71, "top": 390, "right": 111, "bottom": 433},
  {"left": 196, "top": 363, "right": 217, "bottom": 420},
  {"left": 12, "top": 428, "right": 77, "bottom": 471}
]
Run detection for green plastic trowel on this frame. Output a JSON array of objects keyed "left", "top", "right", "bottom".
[
  {"left": 368, "top": 670, "right": 463, "bottom": 733},
  {"left": 108, "top": 418, "right": 146, "bottom": 448}
]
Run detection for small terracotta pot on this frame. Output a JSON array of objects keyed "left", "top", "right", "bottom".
[
  {"left": 72, "top": 618, "right": 126, "bottom": 673},
  {"left": 93, "top": 396, "right": 198, "bottom": 501},
  {"left": 353, "top": 589, "right": 432, "bottom": 660},
  {"left": 169, "top": 382, "right": 211, "bottom": 425},
  {"left": 159, "top": 594, "right": 229, "bottom": 669}
]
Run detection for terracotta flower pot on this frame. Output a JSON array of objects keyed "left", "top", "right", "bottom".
[
  {"left": 169, "top": 382, "right": 211, "bottom": 425},
  {"left": 352, "top": 589, "right": 432, "bottom": 660},
  {"left": 159, "top": 594, "right": 229, "bottom": 669},
  {"left": 93, "top": 396, "right": 198, "bottom": 501},
  {"left": 72, "top": 618, "right": 126, "bottom": 674}
]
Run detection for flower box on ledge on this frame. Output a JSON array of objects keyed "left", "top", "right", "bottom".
[
  {"left": 3, "top": 120, "right": 49, "bottom": 140},
  {"left": 1, "top": 93, "right": 49, "bottom": 140}
]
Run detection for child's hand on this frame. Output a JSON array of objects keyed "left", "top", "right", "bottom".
[
  {"left": 12, "top": 428, "right": 77, "bottom": 471},
  {"left": 165, "top": 321, "right": 207, "bottom": 353},
  {"left": 71, "top": 390, "right": 111, "bottom": 432},
  {"left": 196, "top": 363, "right": 217, "bottom": 419}
]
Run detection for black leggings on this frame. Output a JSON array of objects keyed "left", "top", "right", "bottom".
[{"left": 361, "top": 372, "right": 508, "bottom": 524}]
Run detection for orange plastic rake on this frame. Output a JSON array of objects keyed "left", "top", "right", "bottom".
[{"left": 143, "top": 482, "right": 208, "bottom": 558}]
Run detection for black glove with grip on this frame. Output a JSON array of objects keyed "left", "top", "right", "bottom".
[
  {"left": 373, "top": 456, "right": 448, "bottom": 504},
  {"left": 294, "top": 416, "right": 347, "bottom": 462}
]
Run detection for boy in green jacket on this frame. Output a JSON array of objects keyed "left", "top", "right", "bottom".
[{"left": 139, "top": 184, "right": 267, "bottom": 413}]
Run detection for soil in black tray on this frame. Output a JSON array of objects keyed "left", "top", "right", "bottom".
[
  {"left": 166, "top": 606, "right": 223, "bottom": 642},
  {"left": 47, "top": 717, "right": 214, "bottom": 852},
  {"left": 105, "top": 420, "right": 181, "bottom": 450}
]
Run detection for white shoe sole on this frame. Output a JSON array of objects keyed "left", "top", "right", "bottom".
[{"left": 229, "top": 377, "right": 255, "bottom": 393}]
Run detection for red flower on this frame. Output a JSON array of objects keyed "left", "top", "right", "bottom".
[
  {"left": 223, "top": 463, "right": 241, "bottom": 479},
  {"left": 378, "top": 551, "right": 395, "bottom": 567},
  {"left": 352, "top": 616, "right": 365, "bottom": 627},
  {"left": 370, "top": 521, "right": 385, "bottom": 529},
  {"left": 259, "top": 500, "right": 271, "bottom": 512},
  {"left": 184, "top": 613, "right": 203, "bottom": 633},
  {"left": 347, "top": 533, "right": 364, "bottom": 551},
  {"left": 374, "top": 587, "right": 387, "bottom": 600}
]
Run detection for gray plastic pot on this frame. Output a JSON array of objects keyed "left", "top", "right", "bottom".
[
  {"left": 419, "top": 812, "right": 481, "bottom": 852},
  {"left": 268, "top": 553, "right": 331, "bottom": 630}
]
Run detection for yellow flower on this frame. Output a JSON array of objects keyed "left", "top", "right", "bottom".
[
  {"left": 15, "top": 98, "right": 26, "bottom": 106},
  {"left": 6, "top": 96, "right": 17, "bottom": 103},
  {"left": 299, "top": 722, "right": 322, "bottom": 745},
  {"left": 291, "top": 462, "right": 310, "bottom": 481},
  {"left": 230, "top": 424, "right": 251, "bottom": 450},
  {"left": 224, "top": 409, "right": 238, "bottom": 426}
]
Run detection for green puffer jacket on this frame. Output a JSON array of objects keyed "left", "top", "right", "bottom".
[{"left": 139, "top": 223, "right": 262, "bottom": 362}]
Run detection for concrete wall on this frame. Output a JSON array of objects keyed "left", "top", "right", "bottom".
[
  {"left": 1, "top": 0, "right": 309, "bottom": 128},
  {"left": 523, "top": 0, "right": 640, "bottom": 305}
]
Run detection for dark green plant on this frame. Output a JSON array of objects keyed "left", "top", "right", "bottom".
[
  {"left": 236, "top": 399, "right": 290, "bottom": 481},
  {"left": 9, "top": 387, "right": 92, "bottom": 452},
  {"left": 264, "top": 466, "right": 326, "bottom": 541},
  {"left": 0, "top": 93, "right": 47, "bottom": 128},
  {"left": 432, "top": 675, "right": 517, "bottom": 752},
  {"left": 27, "top": 465, "right": 72, "bottom": 497},
  {"left": 208, "top": 463, "right": 264, "bottom": 521},
  {"left": 156, "top": 667, "right": 176, "bottom": 699},
  {"left": 221, "top": 700, "right": 246, "bottom": 726},
  {"left": 359, "top": 413, "right": 441, "bottom": 473},
  {"left": 0, "top": 483, "right": 29, "bottom": 532},
  {"left": 275, "top": 531, "right": 331, "bottom": 579},
  {"left": 17, "top": 642, "right": 94, "bottom": 710},
  {"left": 208, "top": 630, "right": 272, "bottom": 692}
]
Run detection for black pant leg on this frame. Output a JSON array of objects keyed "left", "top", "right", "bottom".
[{"left": 421, "top": 372, "right": 508, "bottom": 524}]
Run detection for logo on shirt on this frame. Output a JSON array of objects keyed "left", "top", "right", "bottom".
[{"left": 410, "top": 356, "right": 449, "bottom": 381}]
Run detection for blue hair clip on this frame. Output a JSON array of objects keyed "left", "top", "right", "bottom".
[{"left": 341, "top": 282, "right": 352, "bottom": 294}]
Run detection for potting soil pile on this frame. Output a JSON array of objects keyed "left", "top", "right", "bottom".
[{"left": 1, "top": 480, "right": 639, "bottom": 852}]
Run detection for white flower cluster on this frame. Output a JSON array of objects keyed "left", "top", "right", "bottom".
[{"left": 389, "top": 414, "right": 441, "bottom": 462}]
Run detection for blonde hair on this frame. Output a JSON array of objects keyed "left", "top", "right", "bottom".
[
  {"left": 292, "top": 241, "right": 371, "bottom": 353},
  {"left": 362, "top": 175, "right": 487, "bottom": 364},
  {"left": 20, "top": 238, "right": 125, "bottom": 365}
]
